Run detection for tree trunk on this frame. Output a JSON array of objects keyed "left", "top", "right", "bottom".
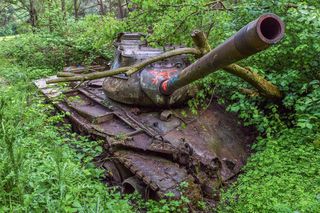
[
  {"left": 61, "top": 0, "right": 66, "bottom": 20},
  {"left": 48, "top": 0, "right": 53, "bottom": 32},
  {"left": 97, "top": 0, "right": 106, "bottom": 15},
  {"left": 74, "top": 0, "right": 79, "bottom": 20},
  {"left": 117, "top": 0, "right": 123, "bottom": 19},
  {"left": 29, "top": 0, "right": 37, "bottom": 29}
]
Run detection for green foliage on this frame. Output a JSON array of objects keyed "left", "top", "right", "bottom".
[
  {"left": 139, "top": 182, "right": 192, "bottom": 213},
  {"left": 209, "top": 1, "right": 320, "bottom": 212},
  {"left": 0, "top": 14, "right": 125, "bottom": 70},
  {"left": 127, "top": 0, "right": 234, "bottom": 47},
  {"left": 294, "top": 80, "right": 320, "bottom": 130},
  {"left": 0, "top": 22, "right": 18, "bottom": 36},
  {"left": 0, "top": 33, "right": 67, "bottom": 70},
  {"left": 0, "top": 0, "right": 319, "bottom": 212},
  {"left": 66, "top": 15, "right": 126, "bottom": 61},
  {"left": 219, "top": 128, "right": 320, "bottom": 213},
  {"left": 145, "top": 196, "right": 189, "bottom": 213},
  {"left": 0, "top": 58, "right": 133, "bottom": 212}
]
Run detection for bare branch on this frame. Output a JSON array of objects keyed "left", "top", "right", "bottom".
[{"left": 47, "top": 48, "right": 201, "bottom": 84}]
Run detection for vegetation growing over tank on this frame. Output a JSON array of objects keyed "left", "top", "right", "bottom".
[{"left": 0, "top": 0, "right": 319, "bottom": 212}]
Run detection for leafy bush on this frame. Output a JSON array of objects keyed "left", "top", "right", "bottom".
[
  {"left": 0, "top": 33, "right": 67, "bottom": 70},
  {"left": 127, "top": 0, "right": 234, "bottom": 47},
  {"left": 0, "top": 22, "right": 18, "bottom": 36},
  {"left": 66, "top": 15, "right": 126, "bottom": 61},
  {"left": 0, "top": 15, "right": 125, "bottom": 70}
]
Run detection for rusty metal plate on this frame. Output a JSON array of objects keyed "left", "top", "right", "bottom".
[{"left": 34, "top": 74, "right": 254, "bottom": 203}]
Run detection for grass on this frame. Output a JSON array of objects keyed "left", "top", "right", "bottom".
[{"left": 0, "top": 58, "right": 133, "bottom": 212}]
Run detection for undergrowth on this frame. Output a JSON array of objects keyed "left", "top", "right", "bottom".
[
  {"left": 0, "top": 54, "right": 190, "bottom": 212},
  {"left": 219, "top": 128, "right": 320, "bottom": 212},
  {"left": 0, "top": 58, "right": 133, "bottom": 212},
  {"left": 0, "top": 0, "right": 319, "bottom": 212}
]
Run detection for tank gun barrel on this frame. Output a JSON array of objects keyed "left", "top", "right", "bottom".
[{"left": 160, "top": 13, "right": 285, "bottom": 95}]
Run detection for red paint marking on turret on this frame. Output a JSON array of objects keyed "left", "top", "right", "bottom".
[
  {"left": 149, "top": 69, "right": 177, "bottom": 85},
  {"left": 161, "top": 80, "right": 168, "bottom": 92}
]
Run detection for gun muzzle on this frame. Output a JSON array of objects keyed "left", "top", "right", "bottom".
[{"left": 160, "top": 13, "right": 285, "bottom": 95}]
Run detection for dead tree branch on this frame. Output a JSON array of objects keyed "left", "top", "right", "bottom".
[
  {"left": 47, "top": 48, "right": 201, "bottom": 84},
  {"left": 191, "top": 30, "right": 282, "bottom": 99}
]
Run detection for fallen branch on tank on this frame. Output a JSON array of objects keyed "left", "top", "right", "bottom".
[
  {"left": 47, "top": 30, "right": 282, "bottom": 100},
  {"left": 46, "top": 47, "right": 201, "bottom": 83},
  {"left": 57, "top": 65, "right": 106, "bottom": 77}
]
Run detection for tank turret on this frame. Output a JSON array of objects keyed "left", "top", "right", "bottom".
[{"left": 103, "top": 13, "right": 284, "bottom": 107}]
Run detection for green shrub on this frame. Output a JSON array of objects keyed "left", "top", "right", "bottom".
[
  {"left": 0, "top": 33, "right": 68, "bottom": 70},
  {"left": 0, "top": 15, "right": 125, "bottom": 71},
  {"left": 211, "top": 2, "right": 320, "bottom": 212}
]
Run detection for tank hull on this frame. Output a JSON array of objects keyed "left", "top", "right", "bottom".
[{"left": 34, "top": 71, "right": 255, "bottom": 203}]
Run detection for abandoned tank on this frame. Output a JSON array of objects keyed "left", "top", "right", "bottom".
[{"left": 35, "top": 14, "right": 285, "bottom": 204}]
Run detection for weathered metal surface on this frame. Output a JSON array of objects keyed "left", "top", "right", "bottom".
[
  {"left": 159, "top": 13, "right": 285, "bottom": 96},
  {"left": 102, "top": 14, "right": 285, "bottom": 107},
  {"left": 139, "top": 56, "right": 193, "bottom": 106},
  {"left": 114, "top": 150, "right": 199, "bottom": 198},
  {"left": 112, "top": 32, "right": 162, "bottom": 70},
  {"left": 34, "top": 74, "right": 255, "bottom": 203},
  {"left": 160, "top": 14, "right": 284, "bottom": 95},
  {"left": 103, "top": 32, "right": 193, "bottom": 107}
]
